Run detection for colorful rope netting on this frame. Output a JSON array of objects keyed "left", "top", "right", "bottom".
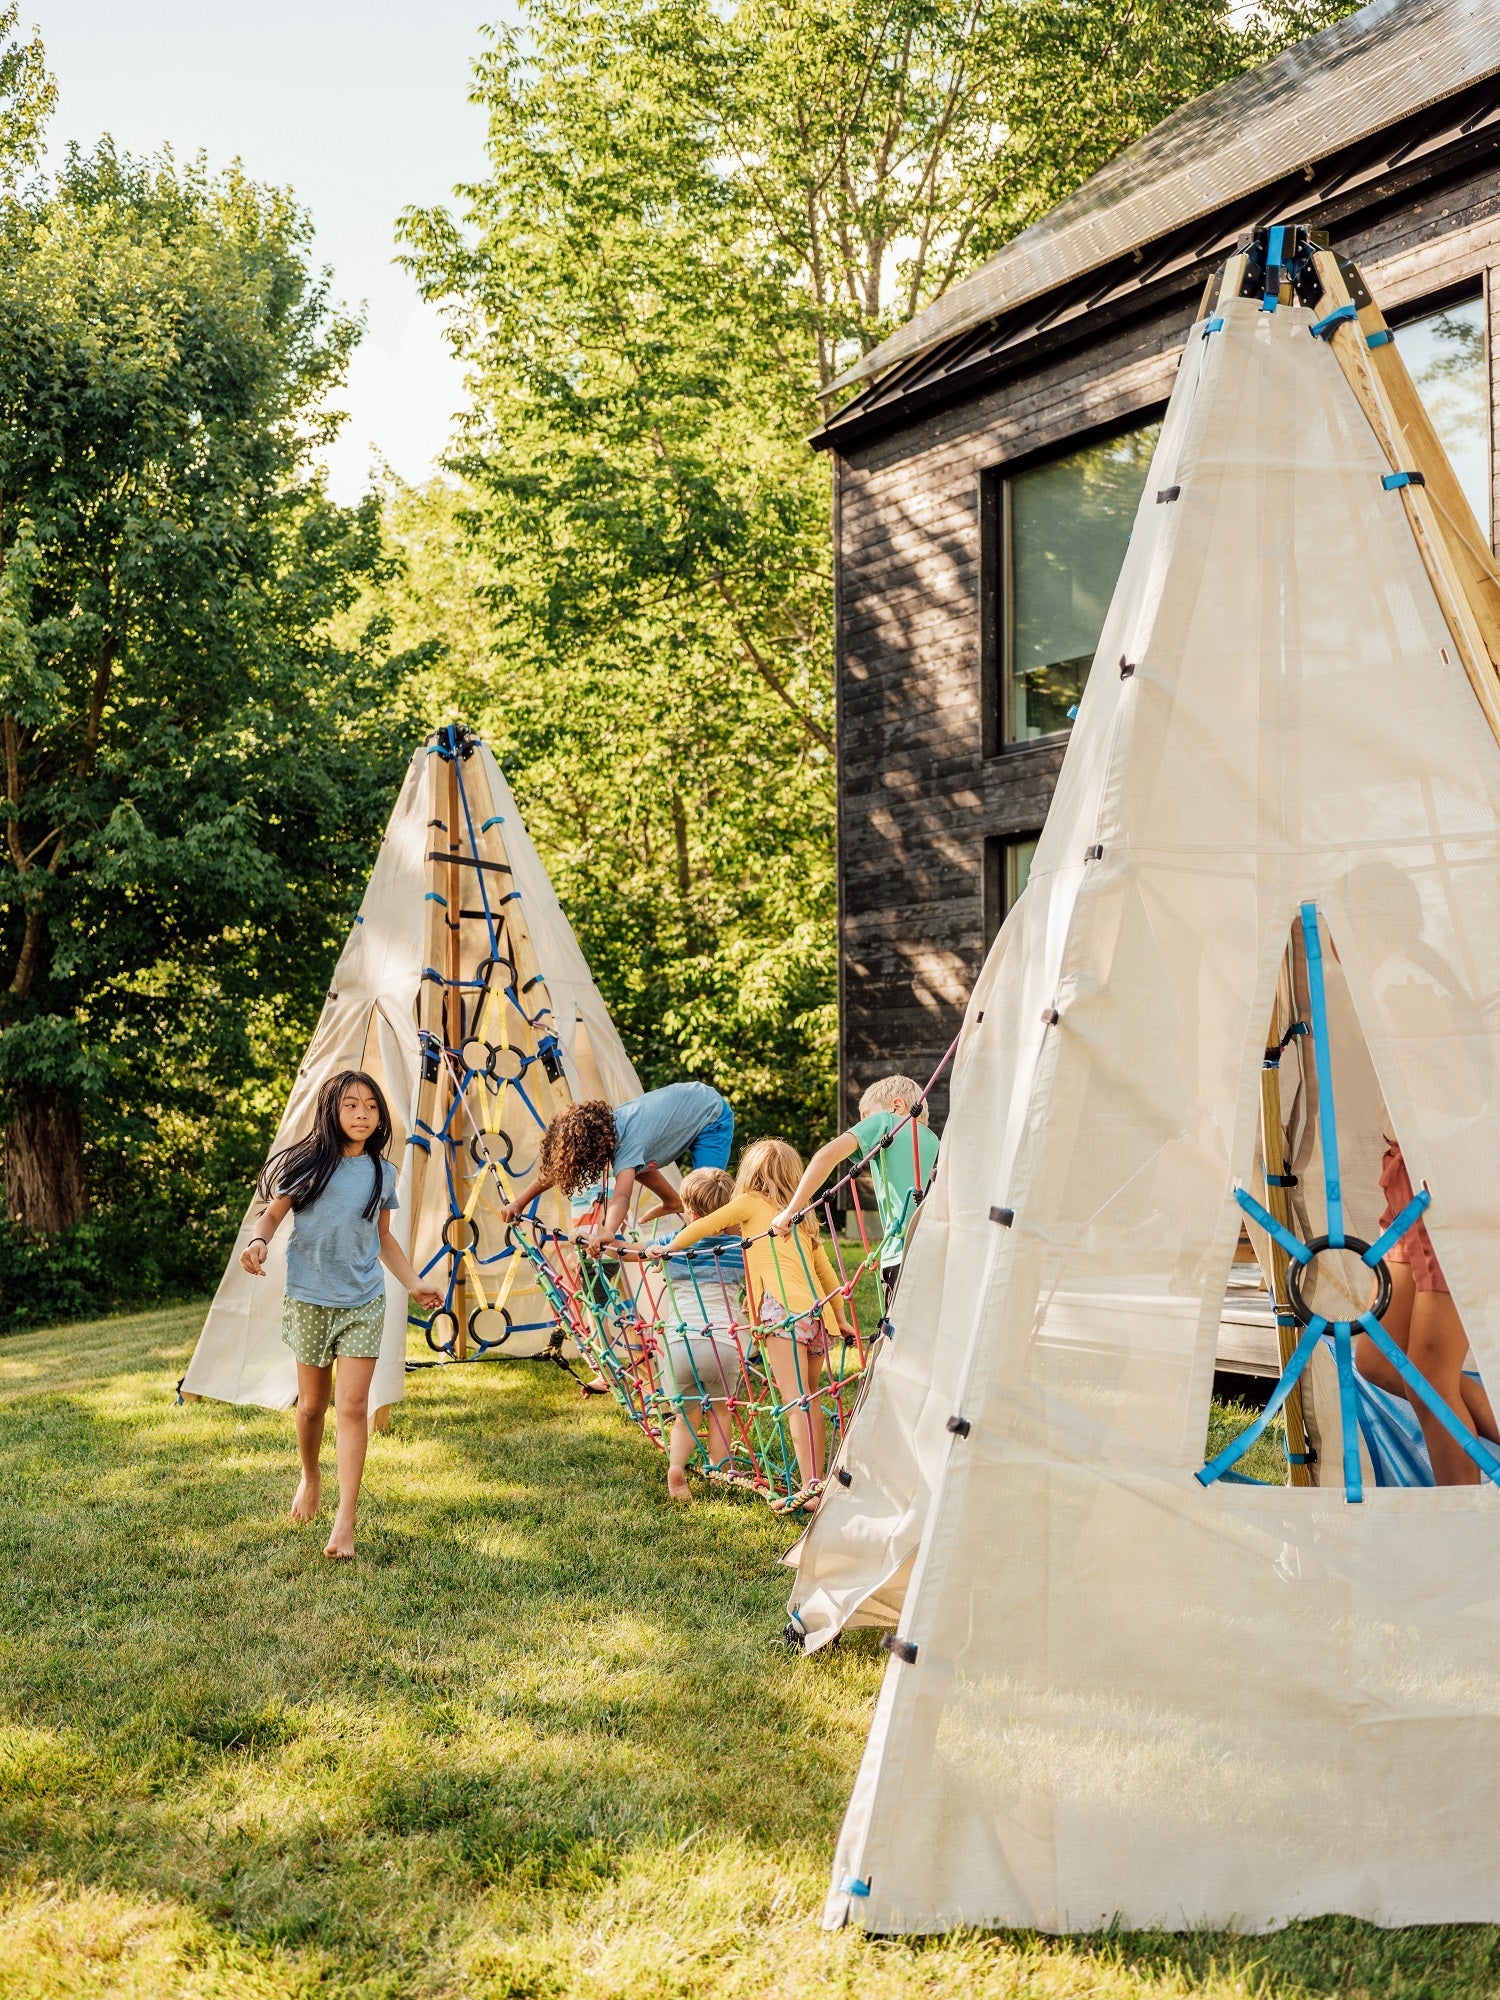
[{"left": 502, "top": 1051, "right": 954, "bottom": 1512}]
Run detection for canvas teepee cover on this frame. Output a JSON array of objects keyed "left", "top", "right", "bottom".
[
  {"left": 795, "top": 232, "right": 1500, "bottom": 1932},
  {"left": 181, "top": 727, "right": 643, "bottom": 1424}
]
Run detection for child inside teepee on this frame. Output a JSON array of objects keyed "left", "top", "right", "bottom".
[
  {"left": 771, "top": 1074, "right": 939, "bottom": 1309},
  {"left": 651, "top": 1139, "right": 851, "bottom": 1514},
  {"left": 241, "top": 1070, "right": 442, "bottom": 1559}
]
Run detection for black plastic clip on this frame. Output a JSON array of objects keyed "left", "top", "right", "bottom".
[
  {"left": 946, "top": 1415, "right": 971, "bottom": 1438},
  {"left": 1119, "top": 657, "right": 1135, "bottom": 679},
  {"left": 1041, "top": 1007, "right": 1059, "bottom": 1027},
  {"left": 989, "top": 1206, "right": 1014, "bottom": 1227},
  {"left": 877, "top": 1316, "right": 894, "bottom": 1340},
  {"left": 1085, "top": 843, "right": 1104, "bottom": 861},
  {"left": 835, "top": 1466, "right": 852, "bottom": 1488},
  {"left": 1156, "top": 485, "right": 1181, "bottom": 504},
  {"left": 882, "top": 1635, "right": 918, "bottom": 1664}
]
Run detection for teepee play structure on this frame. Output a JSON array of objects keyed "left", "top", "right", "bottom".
[
  {"left": 181, "top": 725, "right": 644, "bottom": 1428},
  {"left": 792, "top": 225, "right": 1500, "bottom": 1933}
]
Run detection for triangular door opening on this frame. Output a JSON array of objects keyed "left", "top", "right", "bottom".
[
  {"left": 794, "top": 224, "right": 1500, "bottom": 1934},
  {"left": 180, "top": 726, "right": 645, "bottom": 1428}
]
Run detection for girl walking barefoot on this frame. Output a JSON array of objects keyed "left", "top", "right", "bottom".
[{"left": 241, "top": 1071, "right": 441, "bottom": 1558}]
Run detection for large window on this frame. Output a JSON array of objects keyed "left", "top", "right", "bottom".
[
  {"left": 1396, "top": 293, "right": 1489, "bottom": 541},
  {"left": 982, "top": 833, "right": 1039, "bottom": 950},
  {"left": 992, "top": 422, "right": 1162, "bottom": 746}
]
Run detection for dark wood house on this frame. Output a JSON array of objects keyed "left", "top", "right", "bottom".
[{"left": 817, "top": 0, "right": 1500, "bottom": 1123}]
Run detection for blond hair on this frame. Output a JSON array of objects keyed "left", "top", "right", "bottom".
[
  {"left": 858, "top": 1074, "right": 927, "bottom": 1122},
  {"left": 736, "top": 1138, "right": 818, "bottom": 1240},
  {"left": 680, "top": 1166, "right": 733, "bottom": 1220}
]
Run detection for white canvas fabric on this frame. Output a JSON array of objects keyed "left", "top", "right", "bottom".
[
  {"left": 181, "top": 738, "right": 643, "bottom": 1421},
  {"left": 798, "top": 291, "right": 1500, "bottom": 1932}
]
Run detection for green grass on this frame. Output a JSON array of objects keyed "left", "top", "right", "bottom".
[{"left": 0, "top": 1305, "right": 1495, "bottom": 1997}]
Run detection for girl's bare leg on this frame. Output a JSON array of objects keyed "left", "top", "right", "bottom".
[
  {"left": 764, "top": 1339, "right": 825, "bottom": 1493},
  {"left": 1408, "top": 1291, "right": 1480, "bottom": 1486},
  {"left": 326, "top": 1356, "right": 379, "bottom": 1557},
  {"left": 667, "top": 1411, "right": 697, "bottom": 1500},
  {"left": 293, "top": 1363, "right": 332, "bottom": 1522},
  {"left": 1356, "top": 1264, "right": 1413, "bottom": 1399}
]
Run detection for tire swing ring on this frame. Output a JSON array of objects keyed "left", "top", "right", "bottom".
[
  {"left": 484, "top": 1044, "right": 526, "bottom": 1084},
  {"left": 468, "top": 1303, "right": 514, "bottom": 1350},
  {"left": 442, "top": 1213, "right": 479, "bottom": 1254},
  {"left": 470, "top": 1127, "right": 515, "bottom": 1172},
  {"left": 424, "top": 1307, "right": 460, "bottom": 1355},
  {"left": 1285, "top": 1232, "right": 1390, "bottom": 1328}
]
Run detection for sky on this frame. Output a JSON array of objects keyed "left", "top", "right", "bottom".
[{"left": 30, "top": 0, "right": 503, "bottom": 502}]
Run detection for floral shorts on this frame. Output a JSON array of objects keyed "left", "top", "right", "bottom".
[{"left": 282, "top": 1295, "right": 386, "bottom": 1368}]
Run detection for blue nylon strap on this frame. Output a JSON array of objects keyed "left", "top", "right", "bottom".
[
  {"left": 1234, "top": 1185, "right": 1312, "bottom": 1266},
  {"left": 480, "top": 814, "right": 505, "bottom": 830},
  {"left": 1382, "top": 470, "right": 1424, "bottom": 491},
  {"left": 1262, "top": 224, "right": 1285, "bottom": 311},
  {"left": 842, "top": 1877, "right": 871, "bottom": 1898},
  {"left": 1310, "top": 303, "right": 1358, "bottom": 339},
  {"left": 425, "top": 891, "right": 448, "bottom": 907},
  {"left": 1366, "top": 328, "right": 1393, "bottom": 348},
  {"left": 1334, "top": 1320, "right": 1363, "bottom": 1503},
  {"left": 1357, "top": 1311, "right": 1500, "bottom": 1485},
  {"left": 1300, "top": 903, "right": 1344, "bottom": 1246},
  {"left": 1363, "top": 1188, "right": 1431, "bottom": 1267},
  {"left": 1198, "top": 1316, "right": 1325, "bottom": 1485},
  {"left": 1202, "top": 315, "right": 1224, "bottom": 336}
]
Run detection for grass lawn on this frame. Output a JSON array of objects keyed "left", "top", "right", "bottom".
[{"left": 0, "top": 1305, "right": 1494, "bottom": 1997}]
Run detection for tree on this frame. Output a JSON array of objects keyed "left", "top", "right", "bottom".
[
  {"left": 397, "top": 0, "right": 1360, "bottom": 1148},
  {"left": 0, "top": 144, "right": 408, "bottom": 1241}
]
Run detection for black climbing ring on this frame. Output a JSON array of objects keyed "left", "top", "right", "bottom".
[
  {"left": 1285, "top": 1232, "right": 1390, "bottom": 1329},
  {"left": 470, "top": 1128, "right": 515, "bottom": 1171},
  {"left": 424, "top": 1307, "right": 460, "bottom": 1354},
  {"left": 442, "top": 1214, "right": 479, "bottom": 1253},
  {"left": 468, "top": 1303, "right": 514, "bottom": 1350}
]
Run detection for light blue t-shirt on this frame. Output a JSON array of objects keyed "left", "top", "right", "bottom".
[
  {"left": 284, "top": 1154, "right": 399, "bottom": 1308},
  {"left": 613, "top": 1082, "right": 727, "bottom": 1175}
]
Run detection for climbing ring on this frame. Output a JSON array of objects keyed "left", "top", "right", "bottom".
[
  {"left": 470, "top": 1127, "right": 514, "bottom": 1172},
  {"left": 1286, "top": 1232, "right": 1391, "bottom": 1328},
  {"left": 467, "top": 1303, "right": 514, "bottom": 1350},
  {"left": 423, "top": 1307, "right": 460, "bottom": 1354},
  {"left": 442, "top": 1214, "right": 479, "bottom": 1253}
]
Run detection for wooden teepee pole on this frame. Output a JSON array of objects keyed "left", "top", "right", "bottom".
[{"left": 1261, "top": 959, "right": 1312, "bottom": 1489}]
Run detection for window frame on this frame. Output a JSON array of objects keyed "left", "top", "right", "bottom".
[
  {"left": 982, "top": 832, "right": 1041, "bottom": 952},
  {"left": 1384, "top": 277, "right": 1491, "bottom": 550},
  {"left": 980, "top": 405, "right": 1167, "bottom": 758}
]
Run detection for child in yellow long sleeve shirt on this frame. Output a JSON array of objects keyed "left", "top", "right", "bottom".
[{"left": 653, "top": 1138, "right": 849, "bottom": 1510}]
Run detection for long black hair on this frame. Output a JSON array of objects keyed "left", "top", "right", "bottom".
[{"left": 257, "top": 1070, "right": 394, "bottom": 1221}]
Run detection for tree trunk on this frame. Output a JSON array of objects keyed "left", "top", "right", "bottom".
[{"left": 4, "top": 1094, "right": 86, "bottom": 1231}]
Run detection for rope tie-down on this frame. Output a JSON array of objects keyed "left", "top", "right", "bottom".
[
  {"left": 1200, "top": 902, "right": 1500, "bottom": 1500},
  {"left": 501, "top": 1036, "right": 958, "bottom": 1513}
]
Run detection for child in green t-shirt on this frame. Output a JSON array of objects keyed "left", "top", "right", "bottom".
[{"left": 770, "top": 1075, "right": 939, "bottom": 1308}]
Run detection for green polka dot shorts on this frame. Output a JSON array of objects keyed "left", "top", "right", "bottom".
[{"left": 281, "top": 1295, "right": 386, "bottom": 1368}]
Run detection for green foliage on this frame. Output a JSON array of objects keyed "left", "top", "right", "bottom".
[
  {"left": 395, "top": 0, "right": 1361, "bottom": 1155},
  {"left": 0, "top": 141, "right": 410, "bottom": 1280},
  {"left": 0, "top": 1303, "right": 1495, "bottom": 1993}
]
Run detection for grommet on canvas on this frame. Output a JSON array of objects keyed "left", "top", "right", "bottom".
[
  {"left": 835, "top": 1466, "right": 852, "bottom": 1488},
  {"left": 882, "top": 1635, "right": 918, "bottom": 1664},
  {"left": 989, "top": 1205, "right": 1014, "bottom": 1227},
  {"left": 946, "top": 1415, "right": 971, "bottom": 1438},
  {"left": 1156, "top": 484, "right": 1181, "bottom": 503}
]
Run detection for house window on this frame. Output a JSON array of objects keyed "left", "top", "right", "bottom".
[
  {"left": 982, "top": 833, "right": 1040, "bottom": 950},
  {"left": 1397, "top": 293, "right": 1490, "bottom": 543},
  {"left": 991, "top": 421, "right": 1162, "bottom": 747}
]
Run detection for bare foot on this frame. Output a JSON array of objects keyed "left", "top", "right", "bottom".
[
  {"left": 324, "top": 1516, "right": 356, "bottom": 1559},
  {"left": 290, "top": 1475, "right": 320, "bottom": 1524},
  {"left": 666, "top": 1471, "right": 693, "bottom": 1503}
]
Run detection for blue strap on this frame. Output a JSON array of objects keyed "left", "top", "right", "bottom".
[
  {"left": 425, "top": 891, "right": 448, "bottom": 907},
  {"left": 1234, "top": 1185, "right": 1312, "bottom": 1266},
  {"left": 842, "top": 1877, "right": 871, "bottom": 1898},
  {"left": 1198, "top": 1316, "right": 1325, "bottom": 1485},
  {"left": 1363, "top": 1187, "right": 1431, "bottom": 1267},
  {"left": 480, "top": 814, "right": 505, "bottom": 830},
  {"left": 1202, "top": 315, "right": 1224, "bottom": 336},
  {"left": 1310, "top": 303, "right": 1358, "bottom": 339},
  {"left": 1300, "top": 903, "right": 1344, "bottom": 1246},
  {"left": 1261, "top": 224, "right": 1286, "bottom": 311},
  {"left": 1335, "top": 1320, "right": 1363, "bottom": 1503},
  {"left": 1366, "top": 328, "right": 1393, "bottom": 349},
  {"left": 1382, "top": 470, "right": 1425, "bottom": 491},
  {"left": 1357, "top": 1311, "right": 1500, "bottom": 1485},
  {"left": 1066, "top": 704, "right": 1079, "bottom": 721}
]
